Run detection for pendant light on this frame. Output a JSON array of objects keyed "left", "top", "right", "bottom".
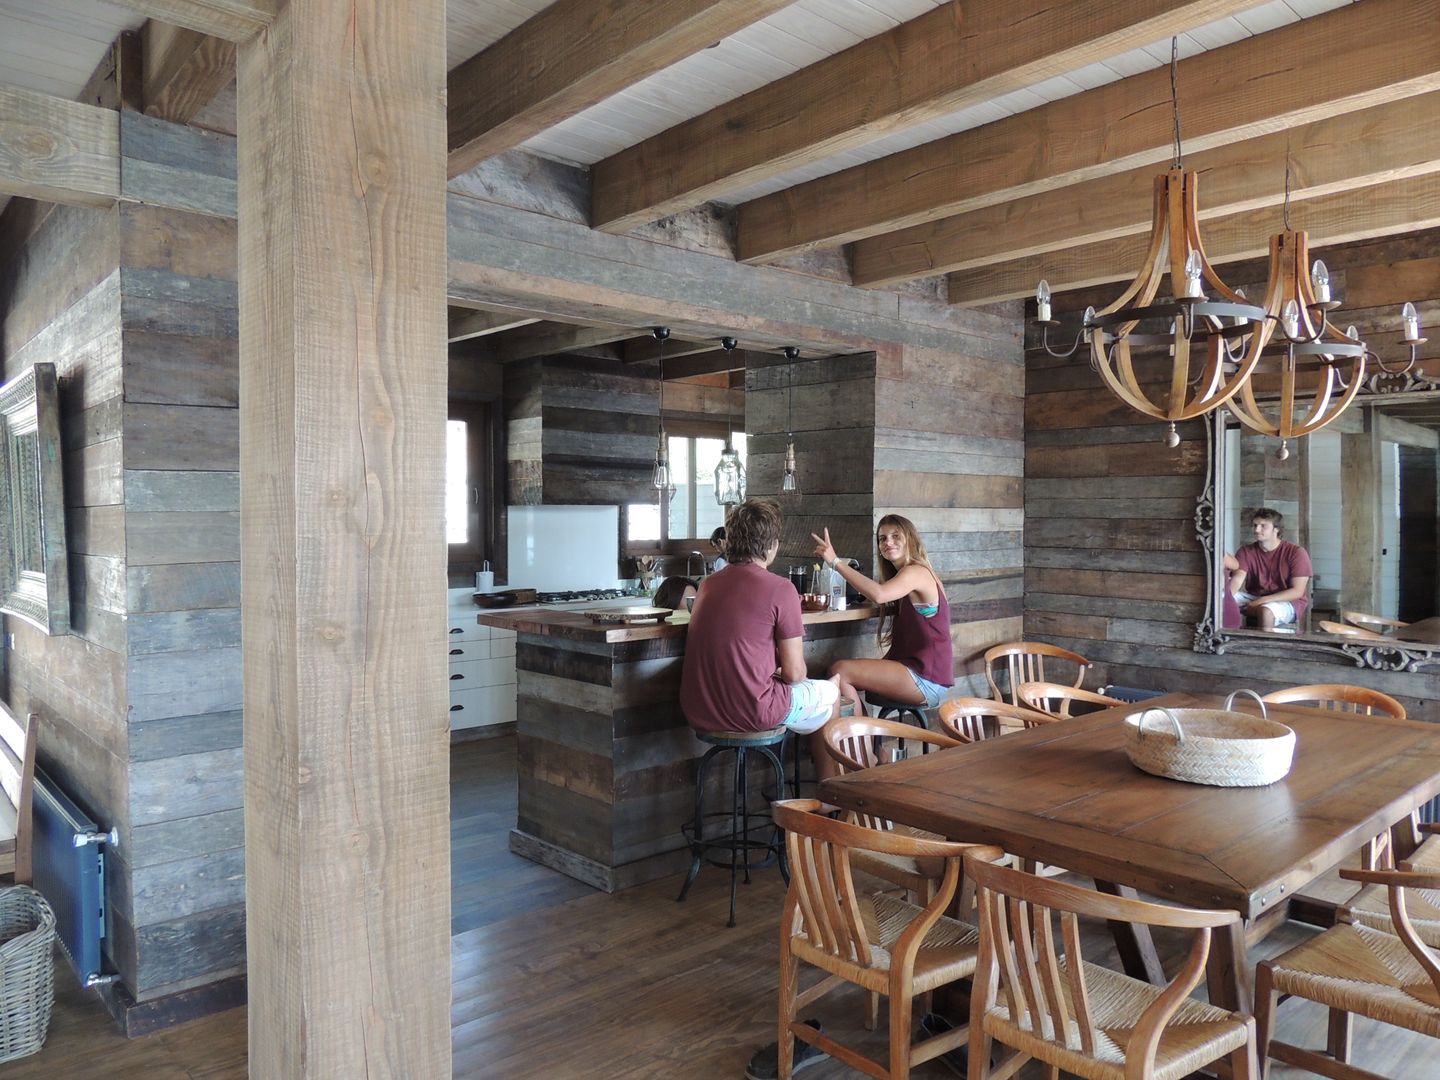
[
  {"left": 1227, "top": 151, "right": 1367, "bottom": 459},
  {"left": 1033, "top": 39, "right": 1266, "bottom": 445},
  {"left": 781, "top": 346, "right": 800, "bottom": 494},
  {"left": 713, "top": 337, "right": 746, "bottom": 505},
  {"left": 651, "top": 326, "right": 671, "bottom": 491}
]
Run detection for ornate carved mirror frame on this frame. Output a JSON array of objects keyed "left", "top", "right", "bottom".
[
  {"left": 0, "top": 363, "right": 70, "bottom": 635},
  {"left": 1193, "top": 366, "right": 1440, "bottom": 673}
]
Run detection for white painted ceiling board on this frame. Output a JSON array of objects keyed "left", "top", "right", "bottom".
[{"left": 0, "top": 0, "right": 143, "bottom": 101}]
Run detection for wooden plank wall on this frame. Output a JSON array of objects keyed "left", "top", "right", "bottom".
[
  {"left": 0, "top": 196, "right": 244, "bottom": 1006},
  {"left": 1025, "top": 244, "right": 1440, "bottom": 720},
  {"left": 116, "top": 202, "right": 243, "bottom": 1000},
  {"left": 878, "top": 338, "right": 1026, "bottom": 695},
  {"left": 0, "top": 200, "right": 130, "bottom": 921},
  {"left": 504, "top": 353, "right": 742, "bottom": 507}
]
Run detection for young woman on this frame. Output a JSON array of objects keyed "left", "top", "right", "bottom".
[{"left": 812, "top": 515, "right": 953, "bottom": 715}]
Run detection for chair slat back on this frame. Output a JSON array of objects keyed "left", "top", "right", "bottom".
[
  {"left": 823, "top": 717, "right": 960, "bottom": 831},
  {"left": 936, "top": 697, "right": 1056, "bottom": 744},
  {"left": 984, "top": 642, "right": 1090, "bottom": 706},
  {"left": 786, "top": 827, "right": 875, "bottom": 969},
  {"left": 1262, "top": 683, "right": 1406, "bottom": 719},
  {"left": 1016, "top": 681, "right": 1120, "bottom": 720},
  {"left": 967, "top": 856, "right": 1235, "bottom": 1072}
]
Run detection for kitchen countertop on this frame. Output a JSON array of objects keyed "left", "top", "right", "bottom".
[{"left": 477, "top": 602, "right": 881, "bottom": 643}]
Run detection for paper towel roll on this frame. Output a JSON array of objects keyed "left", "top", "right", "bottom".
[{"left": 475, "top": 571, "right": 495, "bottom": 593}]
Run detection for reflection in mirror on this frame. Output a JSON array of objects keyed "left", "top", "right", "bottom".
[
  {"left": 1199, "top": 391, "right": 1440, "bottom": 668},
  {"left": 0, "top": 363, "right": 70, "bottom": 635}
]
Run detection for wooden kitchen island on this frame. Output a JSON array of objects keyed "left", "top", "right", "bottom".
[{"left": 477, "top": 604, "right": 881, "bottom": 891}]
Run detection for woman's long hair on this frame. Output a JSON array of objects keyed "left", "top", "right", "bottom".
[{"left": 875, "top": 514, "right": 939, "bottom": 646}]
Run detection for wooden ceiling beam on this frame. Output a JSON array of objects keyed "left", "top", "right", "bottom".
[
  {"left": 447, "top": 308, "right": 539, "bottom": 343},
  {"left": 0, "top": 84, "right": 119, "bottom": 206},
  {"left": 620, "top": 336, "right": 724, "bottom": 364},
  {"left": 664, "top": 348, "right": 768, "bottom": 379},
  {"left": 853, "top": 91, "right": 1440, "bottom": 287},
  {"left": 737, "top": 0, "right": 1440, "bottom": 264},
  {"left": 946, "top": 171, "right": 1440, "bottom": 306},
  {"left": 447, "top": 0, "right": 794, "bottom": 179},
  {"left": 141, "top": 21, "right": 236, "bottom": 123},
  {"left": 108, "top": 0, "right": 274, "bottom": 41},
  {"left": 591, "top": 0, "right": 1259, "bottom": 233},
  {"left": 484, "top": 321, "right": 639, "bottom": 364}
]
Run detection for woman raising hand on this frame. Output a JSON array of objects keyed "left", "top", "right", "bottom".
[{"left": 811, "top": 516, "right": 953, "bottom": 719}]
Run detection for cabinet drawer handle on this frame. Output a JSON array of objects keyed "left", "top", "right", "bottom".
[
  {"left": 449, "top": 648, "right": 463, "bottom": 655},
  {"left": 450, "top": 673, "right": 464, "bottom": 680},
  {"left": 450, "top": 704, "right": 463, "bottom": 712},
  {"left": 449, "top": 627, "right": 464, "bottom": 634}
]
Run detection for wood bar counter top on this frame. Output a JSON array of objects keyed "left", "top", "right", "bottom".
[{"left": 485, "top": 602, "right": 880, "bottom": 892}]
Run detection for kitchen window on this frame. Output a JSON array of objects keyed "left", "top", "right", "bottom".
[
  {"left": 626, "top": 432, "right": 745, "bottom": 546},
  {"left": 446, "top": 400, "right": 499, "bottom": 575}
]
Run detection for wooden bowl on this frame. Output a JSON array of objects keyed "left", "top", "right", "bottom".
[{"left": 800, "top": 593, "right": 830, "bottom": 613}]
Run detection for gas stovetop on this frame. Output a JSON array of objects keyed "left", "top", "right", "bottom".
[{"left": 536, "top": 589, "right": 629, "bottom": 604}]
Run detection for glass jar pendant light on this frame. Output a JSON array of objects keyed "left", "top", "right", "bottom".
[
  {"left": 651, "top": 326, "right": 671, "bottom": 491},
  {"left": 713, "top": 337, "right": 746, "bottom": 505},
  {"left": 781, "top": 346, "right": 800, "bottom": 494}
]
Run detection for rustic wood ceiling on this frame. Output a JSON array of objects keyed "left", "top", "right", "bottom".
[{"left": 5, "top": 0, "right": 1438, "bottom": 352}]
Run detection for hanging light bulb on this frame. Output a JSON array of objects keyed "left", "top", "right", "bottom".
[
  {"left": 781, "top": 346, "right": 800, "bottom": 495},
  {"left": 651, "top": 326, "right": 671, "bottom": 491},
  {"left": 713, "top": 337, "right": 746, "bottom": 505}
]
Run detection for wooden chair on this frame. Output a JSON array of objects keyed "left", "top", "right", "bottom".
[
  {"left": 771, "top": 799, "right": 1005, "bottom": 1080},
  {"left": 984, "top": 642, "right": 1091, "bottom": 707},
  {"left": 935, "top": 696, "right": 1056, "bottom": 744},
  {"left": 822, "top": 718, "right": 963, "bottom": 903},
  {"left": 965, "top": 855, "right": 1257, "bottom": 1080},
  {"left": 1016, "top": 681, "right": 1123, "bottom": 720},
  {"left": 1263, "top": 685, "right": 1410, "bottom": 872},
  {"left": 1341, "top": 825, "right": 1440, "bottom": 947},
  {"left": 1261, "top": 683, "right": 1407, "bottom": 719},
  {"left": 1318, "top": 619, "right": 1385, "bottom": 640},
  {"left": 0, "top": 705, "right": 37, "bottom": 886},
  {"left": 1257, "top": 866, "right": 1440, "bottom": 1079},
  {"left": 1342, "top": 610, "right": 1410, "bottom": 635}
]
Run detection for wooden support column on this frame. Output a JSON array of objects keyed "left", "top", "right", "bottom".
[{"left": 236, "top": 0, "right": 450, "bottom": 1076}]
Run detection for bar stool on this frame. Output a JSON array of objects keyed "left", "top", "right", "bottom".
[
  {"left": 676, "top": 727, "right": 790, "bottom": 928},
  {"left": 865, "top": 691, "right": 931, "bottom": 728}
]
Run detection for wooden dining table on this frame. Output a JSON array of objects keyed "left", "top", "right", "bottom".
[{"left": 820, "top": 691, "right": 1440, "bottom": 1013}]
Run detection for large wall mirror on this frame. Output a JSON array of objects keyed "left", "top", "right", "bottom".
[
  {"left": 0, "top": 363, "right": 70, "bottom": 635},
  {"left": 1195, "top": 377, "right": 1440, "bottom": 672}
]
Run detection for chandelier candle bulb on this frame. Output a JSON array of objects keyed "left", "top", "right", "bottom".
[
  {"left": 1311, "top": 260, "right": 1331, "bottom": 305},
  {"left": 1402, "top": 302, "right": 1423, "bottom": 343},
  {"left": 1281, "top": 300, "right": 1301, "bottom": 340},
  {"left": 1035, "top": 279, "right": 1052, "bottom": 322},
  {"left": 1183, "top": 250, "right": 1204, "bottom": 298}
]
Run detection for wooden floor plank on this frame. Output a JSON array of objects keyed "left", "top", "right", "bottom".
[{"left": 7, "top": 737, "right": 1435, "bottom": 1078}]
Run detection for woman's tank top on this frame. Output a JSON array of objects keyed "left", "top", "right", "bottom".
[{"left": 885, "top": 578, "right": 953, "bottom": 686}]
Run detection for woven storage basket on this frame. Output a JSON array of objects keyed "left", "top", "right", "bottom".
[
  {"left": 1124, "top": 690, "right": 1295, "bottom": 788},
  {"left": 0, "top": 886, "right": 56, "bottom": 1064}
]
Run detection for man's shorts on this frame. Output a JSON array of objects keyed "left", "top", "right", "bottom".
[{"left": 780, "top": 678, "right": 840, "bottom": 734}]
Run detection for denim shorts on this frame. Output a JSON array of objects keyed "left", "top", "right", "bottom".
[{"left": 907, "top": 669, "right": 949, "bottom": 710}]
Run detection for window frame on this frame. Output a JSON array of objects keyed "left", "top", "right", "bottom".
[
  {"left": 623, "top": 418, "right": 741, "bottom": 556},
  {"left": 446, "top": 398, "right": 501, "bottom": 579}
]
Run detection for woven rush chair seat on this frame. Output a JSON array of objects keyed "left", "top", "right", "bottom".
[
  {"left": 1258, "top": 865, "right": 1440, "bottom": 1078},
  {"left": 848, "top": 823, "right": 949, "bottom": 896},
  {"left": 1342, "top": 831, "right": 1440, "bottom": 944},
  {"left": 1262, "top": 922, "right": 1440, "bottom": 1038},
  {"left": 790, "top": 889, "right": 981, "bottom": 995},
  {"left": 984, "top": 959, "right": 1250, "bottom": 1080}
]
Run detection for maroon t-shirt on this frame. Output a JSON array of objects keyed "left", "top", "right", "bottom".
[
  {"left": 1235, "top": 539, "right": 1313, "bottom": 619},
  {"left": 679, "top": 562, "right": 804, "bottom": 734}
]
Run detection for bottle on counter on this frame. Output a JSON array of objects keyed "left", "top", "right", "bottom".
[{"left": 829, "top": 565, "right": 846, "bottom": 611}]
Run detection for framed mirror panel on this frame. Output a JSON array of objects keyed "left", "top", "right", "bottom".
[
  {"left": 0, "top": 363, "right": 70, "bottom": 635},
  {"left": 1195, "top": 376, "right": 1440, "bottom": 673}
]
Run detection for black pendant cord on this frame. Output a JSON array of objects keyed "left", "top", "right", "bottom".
[
  {"left": 1169, "top": 36, "right": 1183, "bottom": 168},
  {"left": 721, "top": 337, "right": 738, "bottom": 445},
  {"left": 783, "top": 345, "right": 799, "bottom": 438}
]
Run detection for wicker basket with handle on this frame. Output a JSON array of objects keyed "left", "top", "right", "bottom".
[
  {"left": 0, "top": 885, "right": 55, "bottom": 1064},
  {"left": 1124, "top": 689, "right": 1296, "bottom": 787}
]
